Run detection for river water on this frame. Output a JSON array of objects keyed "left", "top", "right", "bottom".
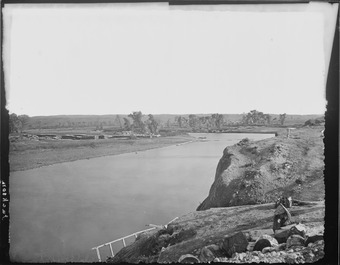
[{"left": 9, "top": 133, "right": 274, "bottom": 262}]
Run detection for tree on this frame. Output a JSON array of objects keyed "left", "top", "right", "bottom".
[
  {"left": 242, "top": 110, "right": 268, "bottom": 125},
  {"left": 147, "top": 114, "right": 159, "bottom": 134},
  {"left": 128, "top": 111, "right": 146, "bottom": 133},
  {"left": 9, "top": 113, "right": 20, "bottom": 133},
  {"left": 181, "top": 117, "right": 189, "bottom": 128},
  {"left": 188, "top": 114, "right": 198, "bottom": 129},
  {"left": 175, "top": 116, "right": 183, "bottom": 128},
  {"left": 211, "top": 113, "right": 224, "bottom": 129},
  {"left": 279, "top": 113, "right": 287, "bottom": 125},
  {"left": 198, "top": 116, "right": 205, "bottom": 129},
  {"left": 18, "top": 115, "right": 29, "bottom": 132},
  {"left": 264, "top": 114, "right": 272, "bottom": 125}
]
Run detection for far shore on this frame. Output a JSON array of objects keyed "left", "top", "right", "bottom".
[{"left": 9, "top": 135, "right": 196, "bottom": 172}]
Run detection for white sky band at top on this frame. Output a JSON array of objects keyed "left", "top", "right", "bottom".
[{"left": 2, "top": 2, "right": 338, "bottom": 116}]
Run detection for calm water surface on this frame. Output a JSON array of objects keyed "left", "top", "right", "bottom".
[{"left": 9, "top": 133, "right": 274, "bottom": 262}]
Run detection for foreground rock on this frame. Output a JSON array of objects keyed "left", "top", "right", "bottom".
[
  {"left": 222, "top": 232, "right": 248, "bottom": 257},
  {"left": 197, "top": 127, "right": 324, "bottom": 211},
  {"left": 107, "top": 201, "right": 324, "bottom": 263}
]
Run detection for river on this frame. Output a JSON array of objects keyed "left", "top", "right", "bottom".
[{"left": 9, "top": 133, "right": 274, "bottom": 262}]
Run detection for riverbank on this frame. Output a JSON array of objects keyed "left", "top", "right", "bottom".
[{"left": 9, "top": 135, "right": 195, "bottom": 172}]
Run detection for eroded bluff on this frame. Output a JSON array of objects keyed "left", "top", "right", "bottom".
[{"left": 197, "top": 128, "right": 324, "bottom": 211}]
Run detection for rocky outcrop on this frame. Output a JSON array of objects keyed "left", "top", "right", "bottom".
[{"left": 197, "top": 127, "right": 324, "bottom": 211}]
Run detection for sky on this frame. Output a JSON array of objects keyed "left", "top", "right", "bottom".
[{"left": 2, "top": 3, "right": 338, "bottom": 116}]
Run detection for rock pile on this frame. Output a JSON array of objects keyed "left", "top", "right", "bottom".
[
  {"left": 215, "top": 239, "right": 324, "bottom": 263},
  {"left": 178, "top": 224, "right": 324, "bottom": 264}
]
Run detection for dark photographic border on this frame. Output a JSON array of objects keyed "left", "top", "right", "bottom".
[{"left": 1, "top": 1, "right": 338, "bottom": 264}]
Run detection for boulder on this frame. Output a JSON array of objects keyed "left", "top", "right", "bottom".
[
  {"left": 256, "top": 234, "right": 279, "bottom": 247},
  {"left": 199, "top": 246, "right": 215, "bottom": 263},
  {"left": 253, "top": 239, "right": 271, "bottom": 252},
  {"left": 205, "top": 244, "right": 220, "bottom": 253},
  {"left": 288, "top": 223, "right": 307, "bottom": 238},
  {"left": 286, "top": 235, "right": 306, "bottom": 248},
  {"left": 222, "top": 232, "right": 248, "bottom": 257},
  {"left": 178, "top": 254, "right": 200, "bottom": 263},
  {"left": 274, "top": 229, "right": 290, "bottom": 244}
]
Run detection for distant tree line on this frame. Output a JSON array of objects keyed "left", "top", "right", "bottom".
[
  {"left": 121, "top": 112, "right": 226, "bottom": 133},
  {"left": 242, "top": 110, "right": 286, "bottom": 125},
  {"left": 9, "top": 110, "right": 289, "bottom": 133},
  {"left": 174, "top": 113, "right": 224, "bottom": 130}
]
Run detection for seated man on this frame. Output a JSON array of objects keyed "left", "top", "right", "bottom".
[{"left": 273, "top": 203, "right": 292, "bottom": 232}]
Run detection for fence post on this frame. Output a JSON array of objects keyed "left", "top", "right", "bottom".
[
  {"left": 109, "top": 243, "right": 114, "bottom": 257},
  {"left": 95, "top": 247, "right": 101, "bottom": 262}
]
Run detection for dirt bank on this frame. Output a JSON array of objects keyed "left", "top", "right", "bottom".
[
  {"left": 197, "top": 126, "right": 324, "bottom": 210},
  {"left": 108, "top": 201, "right": 324, "bottom": 263}
]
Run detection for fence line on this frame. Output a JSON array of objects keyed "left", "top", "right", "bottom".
[{"left": 91, "top": 217, "right": 178, "bottom": 262}]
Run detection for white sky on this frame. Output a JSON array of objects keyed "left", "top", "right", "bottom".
[{"left": 2, "top": 3, "right": 338, "bottom": 116}]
